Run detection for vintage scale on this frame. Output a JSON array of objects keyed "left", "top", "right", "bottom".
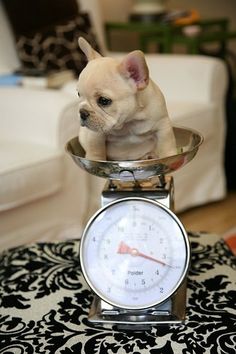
[{"left": 66, "top": 127, "right": 203, "bottom": 328}]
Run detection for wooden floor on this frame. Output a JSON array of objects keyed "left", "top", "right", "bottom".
[{"left": 177, "top": 191, "right": 236, "bottom": 235}]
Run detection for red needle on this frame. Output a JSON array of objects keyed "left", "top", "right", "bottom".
[{"left": 117, "top": 241, "right": 172, "bottom": 268}]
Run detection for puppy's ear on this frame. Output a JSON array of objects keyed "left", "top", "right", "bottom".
[
  {"left": 118, "top": 50, "right": 149, "bottom": 90},
  {"left": 78, "top": 37, "right": 102, "bottom": 61}
]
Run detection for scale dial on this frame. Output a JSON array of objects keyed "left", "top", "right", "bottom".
[{"left": 80, "top": 197, "right": 190, "bottom": 310}]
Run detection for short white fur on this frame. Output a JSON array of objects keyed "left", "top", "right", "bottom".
[{"left": 77, "top": 37, "right": 176, "bottom": 161}]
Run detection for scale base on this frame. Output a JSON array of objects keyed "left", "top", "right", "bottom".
[{"left": 88, "top": 280, "right": 187, "bottom": 329}]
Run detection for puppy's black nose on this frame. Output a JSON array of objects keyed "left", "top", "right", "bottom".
[{"left": 80, "top": 109, "right": 90, "bottom": 122}]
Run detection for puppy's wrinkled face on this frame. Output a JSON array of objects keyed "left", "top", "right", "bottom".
[{"left": 77, "top": 57, "right": 138, "bottom": 133}]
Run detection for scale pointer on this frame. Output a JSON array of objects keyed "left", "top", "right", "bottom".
[{"left": 117, "top": 241, "right": 172, "bottom": 268}]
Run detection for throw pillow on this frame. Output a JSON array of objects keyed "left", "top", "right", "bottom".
[
  {"left": 3, "top": 0, "right": 101, "bottom": 76},
  {"left": 15, "top": 13, "right": 100, "bottom": 76}
]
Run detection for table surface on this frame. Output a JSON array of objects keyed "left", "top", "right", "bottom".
[
  {"left": 0, "top": 232, "right": 235, "bottom": 354},
  {"left": 105, "top": 18, "right": 236, "bottom": 54}
]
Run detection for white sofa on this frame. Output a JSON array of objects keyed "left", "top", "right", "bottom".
[
  {"left": 0, "top": 3, "right": 90, "bottom": 251},
  {"left": 0, "top": 0, "right": 228, "bottom": 251}
]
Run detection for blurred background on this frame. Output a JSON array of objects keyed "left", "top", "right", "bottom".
[{"left": 101, "top": 0, "right": 236, "bottom": 53}]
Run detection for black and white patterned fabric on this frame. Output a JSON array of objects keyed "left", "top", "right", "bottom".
[
  {"left": 15, "top": 13, "right": 100, "bottom": 76},
  {"left": 3, "top": 0, "right": 100, "bottom": 76},
  {"left": 0, "top": 232, "right": 235, "bottom": 354}
]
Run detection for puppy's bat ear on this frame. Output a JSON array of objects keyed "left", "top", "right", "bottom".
[
  {"left": 78, "top": 37, "right": 102, "bottom": 61},
  {"left": 118, "top": 50, "right": 149, "bottom": 90}
]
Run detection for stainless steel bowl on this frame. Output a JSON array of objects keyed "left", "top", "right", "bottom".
[{"left": 66, "top": 127, "right": 203, "bottom": 181}]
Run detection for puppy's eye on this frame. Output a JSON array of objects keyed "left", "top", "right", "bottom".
[
  {"left": 77, "top": 92, "right": 80, "bottom": 97},
  {"left": 97, "top": 96, "right": 112, "bottom": 107}
]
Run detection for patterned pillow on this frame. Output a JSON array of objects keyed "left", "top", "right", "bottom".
[
  {"left": 3, "top": 0, "right": 101, "bottom": 76},
  {"left": 15, "top": 13, "right": 100, "bottom": 76}
]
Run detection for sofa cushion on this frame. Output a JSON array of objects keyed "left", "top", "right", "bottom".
[
  {"left": 0, "top": 141, "right": 63, "bottom": 211},
  {"left": 167, "top": 101, "right": 215, "bottom": 134},
  {"left": 2, "top": 0, "right": 100, "bottom": 76}
]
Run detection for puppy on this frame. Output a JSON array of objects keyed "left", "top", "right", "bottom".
[{"left": 77, "top": 37, "right": 176, "bottom": 161}]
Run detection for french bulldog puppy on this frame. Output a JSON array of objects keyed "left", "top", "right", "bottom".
[{"left": 77, "top": 37, "right": 177, "bottom": 161}]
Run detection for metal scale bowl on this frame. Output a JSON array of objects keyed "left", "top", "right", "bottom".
[{"left": 66, "top": 127, "right": 203, "bottom": 328}]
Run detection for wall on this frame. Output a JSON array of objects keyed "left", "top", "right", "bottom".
[{"left": 100, "top": 0, "right": 236, "bottom": 53}]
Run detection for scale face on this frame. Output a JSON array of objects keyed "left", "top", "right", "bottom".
[
  {"left": 80, "top": 196, "right": 190, "bottom": 309},
  {"left": 66, "top": 127, "right": 203, "bottom": 327}
]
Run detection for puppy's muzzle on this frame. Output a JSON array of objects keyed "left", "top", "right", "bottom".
[{"left": 80, "top": 109, "right": 90, "bottom": 126}]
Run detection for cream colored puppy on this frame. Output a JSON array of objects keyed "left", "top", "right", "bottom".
[{"left": 77, "top": 37, "right": 176, "bottom": 161}]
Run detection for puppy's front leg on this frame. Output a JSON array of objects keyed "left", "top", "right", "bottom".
[
  {"left": 156, "top": 120, "right": 177, "bottom": 158},
  {"left": 79, "top": 127, "right": 106, "bottom": 160}
]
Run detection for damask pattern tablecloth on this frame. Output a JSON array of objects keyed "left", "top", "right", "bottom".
[{"left": 0, "top": 232, "right": 235, "bottom": 354}]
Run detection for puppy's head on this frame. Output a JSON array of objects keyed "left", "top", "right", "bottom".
[{"left": 77, "top": 37, "right": 149, "bottom": 133}]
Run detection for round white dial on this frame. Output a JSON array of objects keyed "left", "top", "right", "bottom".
[{"left": 80, "top": 197, "right": 190, "bottom": 310}]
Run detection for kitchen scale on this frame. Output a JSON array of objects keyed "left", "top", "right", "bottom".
[{"left": 66, "top": 127, "right": 203, "bottom": 328}]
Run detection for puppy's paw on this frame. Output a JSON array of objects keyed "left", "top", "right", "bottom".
[
  {"left": 142, "top": 152, "right": 159, "bottom": 160},
  {"left": 85, "top": 151, "right": 107, "bottom": 161}
]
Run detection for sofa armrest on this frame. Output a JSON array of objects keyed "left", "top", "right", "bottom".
[
  {"left": 0, "top": 86, "right": 79, "bottom": 149},
  {"left": 144, "top": 54, "right": 228, "bottom": 104}
]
